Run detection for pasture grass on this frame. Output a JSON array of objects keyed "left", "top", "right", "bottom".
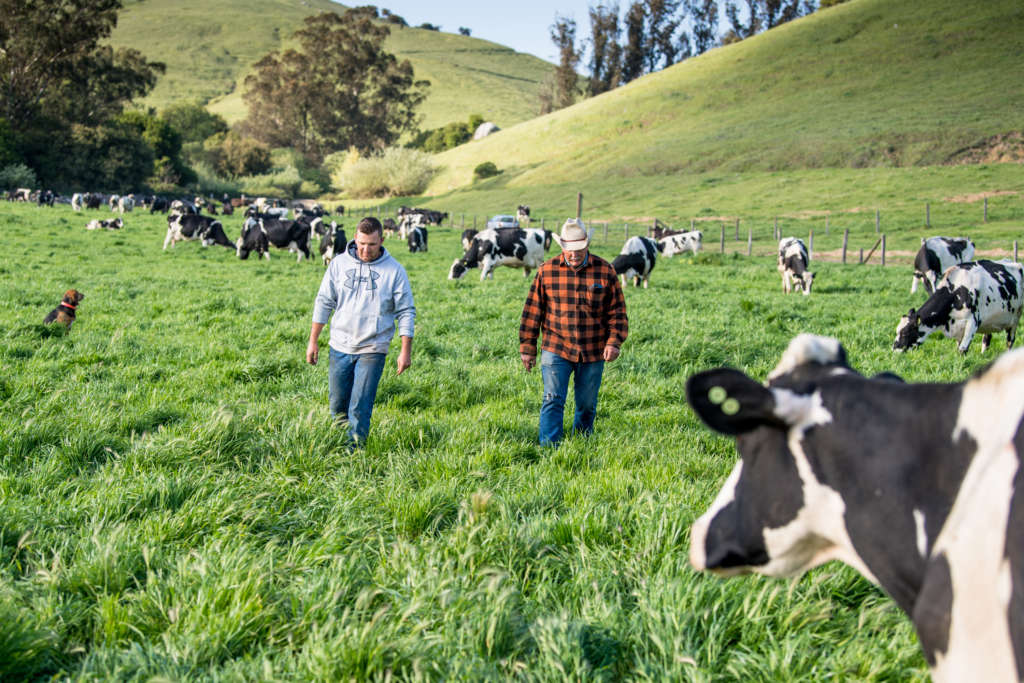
[{"left": 0, "top": 199, "right": 997, "bottom": 679}]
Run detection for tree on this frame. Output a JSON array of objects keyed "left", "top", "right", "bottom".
[
  {"left": 691, "top": 0, "right": 720, "bottom": 54},
  {"left": 620, "top": 2, "right": 647, "bottom": 83},
  {"left": 0, "top": 0, "right": 163, "bottom": 135},
  {"left": 160, "top": 102, "right": 229, "bottom": 144},
  {"left": 725, "top": 0, "right": 762, "bottom": 41},
  {"left": 458, "top": 27, "right": 471, "bottom": 36},
  {"left": 242, "top": 8, "right": 429, "bottom": 162},
  {"left": 644, "top": 0, "right": 683, "bottom": 71},
  {"left": 587, "top": 3, "right": 622, "bottom": 97},
  {"left": 549, "top": 15, "right": 581, "bottom": 111}
]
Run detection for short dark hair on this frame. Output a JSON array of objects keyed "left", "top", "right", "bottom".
[{"left": 357, "top": 217, "right": 383, "bottom": 238}]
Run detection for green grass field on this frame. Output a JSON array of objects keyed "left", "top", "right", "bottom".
[
  {"left": 110, "top": 0, "right": 554, "bottom": 131},
  {"left": 6, "top": 199, "right": 1015, "bottom": 679}
]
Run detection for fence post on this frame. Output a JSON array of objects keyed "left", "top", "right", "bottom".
[
  {"left": 826, "top": 214, "right": 830, "bottom": 236},
  {"left": 624, "top": 223, "right": 629, "bottom": 239},
  {"left": 1016, "top": 240, "right": 1019, "bottom": 263},
  {"left": 720, "top": 223, "right": 725, "bottom": 253},
  {"left": 461, "top": 213, "right": 464, "bottom": 228},
  {"left": 808, "top": 229, "right": 814, "bottom": 260},
  {"left": 875, "top": 209, "right": 880, "bottom": 233},
  {"left": 747, "top": 224, "right": 753, "bottom": 256},
  {"left": 735, "top": 218, "right": 739, "bottom": 241},
  {"left": 859, "top": 247, "right": 864, "bottom": 264},
  {"left": 926, "top": 203, "right": 930, "bottom": 228},
  {"left": 774, "top": 216, "right": 778, "bottom": 241},
  {"left": 577, "top": 192, "right": 583, "bottom": 219},
  {"left": 984, "top": 197, "right": 989, "bottom": 223},
  {"left": 691, "top": 218, "right": 695, "bottom": 231},
  {"left": 842, "top": 229, "right": 849, "bottom": 264},
  {"left": 882, "top": 234, "right": 886, "bottom": 266},
  {"left": 604, "top": 223, "right": 608, "bottom": 241},
  {"left": 474, "top": 215, "right": 477, "bottom": 229}
]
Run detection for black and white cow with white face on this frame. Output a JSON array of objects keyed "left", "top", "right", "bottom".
[
  {"left": 461, "top": 229, "right": 478, "bottom": 251},
  {"left": 236, "top": 215, "right": 313, "bottom": 262},
  {"left": 163, "top": 214, "right": 233, "bottom": 250},
  {"left": 86, "top": 217, "right": 123, "bottom": 230},
  {"left": 659, "top": 230, "right": 703, "bottom": 258},
  {"left": 912, "top": 237, "right": 975, "bottom": 295},
  {"left": 687, "top": 333, "right": 1024, "bottom": 682},
  {"left": 612, "top": 235, "right": 662, "bottom": 288},
  {"left": 778, "top": 237, "right": 814, "bottom": 295},
  {"left": 894, "top": 259, "right": 1024, "bottom": 354},
  {"left": 516, "top": 204, "right": 530, "bottom": 226},
  {"left": 71, "top": 193, "right": 85, "bottom": 211},
  {"left": 407, "top": 225, "right": 428, "bottom": 253},
  {"left": 448, "top": 228, "right": 547, "bottom": 280},
  {"left": 319, "top": 223, "right": 347, "bottom": 266}
]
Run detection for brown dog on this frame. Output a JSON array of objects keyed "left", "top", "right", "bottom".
[{"left": 43, "top": 289, "right": 85, "bottom": 330}]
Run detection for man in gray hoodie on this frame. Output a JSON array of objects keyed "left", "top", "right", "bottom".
[{"left": 307, "top": 217, "right": 415, "bottom": 445}]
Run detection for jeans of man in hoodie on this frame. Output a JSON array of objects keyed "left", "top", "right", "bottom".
[{"left": 328, "top": 347, "right": 387, "bottom": 445}]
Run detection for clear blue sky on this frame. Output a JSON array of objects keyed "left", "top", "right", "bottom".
[{"left": 356, "top": 1, "right": 598, "bottom": 64}]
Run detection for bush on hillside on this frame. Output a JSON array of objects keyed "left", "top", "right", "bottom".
[
  {"left": 340, "top": 147, "right": 435, "bottom": 198},
  {"left": 408, "top": 114, "right": 484, "bottom": 153},
  {"left": 473, "top": 161, "right": 501, "bottom": 180},
  {"left": 0, "top": 163, "right": 37, "bottom": 190}
]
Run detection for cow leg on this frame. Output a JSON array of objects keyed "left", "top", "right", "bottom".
[
  {"left": 982, "top": 333, "right": 993, "bottom": 352},
  {"left": 1008, "top": 326, "right": 1017, "bottom": 349},
  {"left": 642, "top": 276, "right": 649, "bottom": 289},
  {"left": 619, "top": 274, "right": 627, "bottom": 288},
  {"left": 958, "top": 317, "right": 979, "bottom": 353},
  {"left": 163, "top": 229, "right": 175, "bottom": 250}
]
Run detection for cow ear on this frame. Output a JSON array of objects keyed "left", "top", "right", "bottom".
[{"left": 686, "top": 368, "right": 781, "bottom": 435}]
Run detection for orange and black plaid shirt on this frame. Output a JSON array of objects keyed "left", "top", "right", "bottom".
[{"left": 519, "top": 252, "right": 628, "bottom": 363}]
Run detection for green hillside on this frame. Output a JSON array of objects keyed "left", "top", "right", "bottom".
[
  {"left": 110, "top": 0, "right": 554, "bottom": 130},
  {"left": 424, "top": 0, "right": 1024, "bottom": 203}
]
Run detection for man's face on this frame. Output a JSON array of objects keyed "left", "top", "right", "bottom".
[
  {"left": 355, "top": 230, "right": 383, "bottom": 262},
  {"left": 562, "top": 247, "right": 588, "bottom": 268}
]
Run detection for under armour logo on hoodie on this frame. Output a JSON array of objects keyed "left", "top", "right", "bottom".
[{"left": 344, "top": 269, "right": 380, "bottom": 290}]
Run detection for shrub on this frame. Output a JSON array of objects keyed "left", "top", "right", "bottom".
[
  {"left": 340, "top": 148, "right": 435, "bottom": 198},
  {"left": 0, "top": 163, "right": 37, "bottom": 190},
  {"left": 408, "top": 114, "right": 485, "bottom": 153},
  {"left": 473, "top": 162, "right": 501, "bottom": 180}
]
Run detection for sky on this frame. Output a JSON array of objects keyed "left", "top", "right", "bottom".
[{"left": 355, "top": 1, "right": 599, "bottom": 64}]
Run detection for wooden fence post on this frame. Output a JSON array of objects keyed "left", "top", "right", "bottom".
[
  {"left": 747, "top": 224, "right": 753, "bottom": 256},
  {"left": 1015, "top": 240, "right": 1019, "bottom": 263},
  {"left": 984, "top": 197, "right": 989, "bottom": 223},
  {"left": 774, "top": 216, "right": 778, "bottom": 241},
  {"left": 826, "top": 214, "right": 830, "bottom": 236},
  {"left": 735, "top": 218, "right": 739, "bottom": 240},
  {"left": 624, "top": 223, "right": 629, "bottom": 239},
  {"left": 577, "top": 192, "right": 583, "bottom": 220},
  {"left": 808, "top": 229, "right": 814, "bottom": 260},
  {"left": 875, "top": 209, "right": 880, "bottom": 233},
  {"left": 859, "top": 247, "right": 864, "bottom": 264},
  {"left": 691, "top": 218, "right": 695, "bottom": 231},
  {"left": 842, "top": 229, "right": 849, "bottom": 264},
  {"left": 720, "top": 223, "right": 725, "bottom": 253},
  {"left": 604, "top": 223, "right": 608, "bottom": 241},
  {"left": 926, "top": 203, "right": 930, "bottom": 228},
  {"left": 882, "top": 234, "right": 886, "bottom": 266}
]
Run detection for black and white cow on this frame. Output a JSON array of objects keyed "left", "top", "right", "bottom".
[
  {"left": 71, "top": 193, "right": 85, "bottom": 211},
  {"left": 659, "top": 230, "right": 703, "bottom": 257},
  {"left": 398, "top": 206, "right": 447, "bottom": 226},
  {"left": 37, "top": 189, "right": 54, "bottom": 207},
  {"left": 448, "top": 228, "right": 547, "bottom": 280},
  {"left": 407, "top": 225, "right": 428, "bottom": 253},
  {"left": 382, "top": 218, "right": 398, "bottom": 238},
  {"left": 149, "top": 196, "right": 170, "bottom": 214},
  {"left": 778, "top": 237, "right": 814, "bottom": 295},
  {"left": 912, "top": 237, "right": 975, "bottom": 295},
  {"left": 169, "top": 199, "right": 197, "bottom": 216},
  {"left": 117, "top": 194, "right": 135, "bottom": 213},
  {"left": 687, "top": 333, "right": 1024, "bottom": 682},
  {"left": 236, "top": 216, "right": 313, "bottom": 262},
  {"left": 516, "top": 204, "right": 530, "bottom": 226},
  {"left": 163, "top": 214, "right": 233, "bottom": 250},
  {"left": 319, "top": 223, "right": 347, "bottom": 266},
  {"left": 894, "top": 259, "right": 1024, "bottom": 354},
  {"left": 85, "top": 217, "right": 123, "bottom": 230},
  {"left": 461, "top": 229, "right": 478, "bottom": 251},
  {"left": 84, "top": 193, "right": 102, "bottom": 210},
  {"left": 612, "top": 235, "right": 661, "bottom": 288}
]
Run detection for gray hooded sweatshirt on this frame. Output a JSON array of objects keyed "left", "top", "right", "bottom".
[{"left": 312, "top": 241, "right": 415, "bottom": 354}]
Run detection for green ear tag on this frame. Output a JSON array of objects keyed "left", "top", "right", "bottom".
[
  {"left": 708, "top": 386, "right": 727, "bottom": 404},
  {"left": 722, "top": 398, "right": 740, "bottom": 415}
]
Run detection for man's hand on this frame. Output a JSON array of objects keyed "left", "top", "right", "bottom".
[
  {"left": 306, "top": 339, "right": 320, "bottom": 365},
  {"left": 603, "top": 345, "right": 620, "bottom": 362},
  {"left": 521, "top": 353, "right": 536, "bottom": 372},
  {"left": 396, "top": 348, "right": 411, "bottom": 375}
]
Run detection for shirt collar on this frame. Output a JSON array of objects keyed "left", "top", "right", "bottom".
[{"left": 560, "top": 252, "right": 589, "bottom": 271}]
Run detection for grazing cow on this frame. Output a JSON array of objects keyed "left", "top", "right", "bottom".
[
  {"left": 292, "top": 200, "right": 326, "bottom": 219},
  {"left": 516, "top": 205, "right": 530, "bottom": 226},
  {"left": 84, "top": 193, "right": 102, "bottom": 210},
  {"left": 86, "top": 217, "right": 123, "bottom": 230},
  {"left": 407, "top": 225, "right": 428, "bottom": 253},
  {"left": 461, "top": 229, "right": 478, "bottom": 251},
  {"left": 382, "top": 218, "right": 398, "bottom": 238},
  {"left": 236, "top": 216, "right": 313, "bottom": 262},
  {"left": 778, "top": 237, "right": 814, "bottom": 295},
  {"left": 169, "top": 199, "right": 198, "bottom": 216},
  {"left": 659, "top": 230, "right": 703, "bottom": 257},
  {"left": 612, "top": 235, "right": 661, "bottom": 288},
  {"left": 12, "top": 188, "right": 31, "bottom": 201},
  {"left": 398, "top": 206, "right": 447, "bottom": 226},
  {"left": 163, "top": 214, "right": 233, "bottom": 250},
  {"left": 319, "top": 223, "right": 347, "bottom": 265},
  {"left": 149, "top": 196, "right": 170, "bottom": 213},
  {"left": 686, "top": 333, "right": 1024, "bottom": 683},
  {"left": 117, "top": 195, "right": 135, "bottom": 213},
  {"left": 912, "top": 237, "right": 975, "bottom": 295},
  {"left": 245, "top": 204, "right": 288, "bottom": 220},
  {"left": 397, "top": 212, "right": 425, "bottom": 240},
  {"left": 448, "top": 228, "right": 547, "bottom": 280},
  {"left": 71, "top": 193, "right": 85, "bottom": 211},
  {"left": 37, "top": 189, "right": 55, "bottom": 207},
  {"left": 108, "top": 194, "right": 120, "bottom": 211},
  {"left": 894, "top": 259, "right": 1024, "bottom": 354}
]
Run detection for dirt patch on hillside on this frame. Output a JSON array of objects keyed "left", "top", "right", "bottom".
[
  {"left": 946, "top": 132, "right": 1024, "bottom": 165},
  {"left": 943, "top": 190, "right": 1019, "bottom": 203}
]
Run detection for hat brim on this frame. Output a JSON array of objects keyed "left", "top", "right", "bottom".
[{"left": 556, "top": 238, "right": 589, "bottom": 250}]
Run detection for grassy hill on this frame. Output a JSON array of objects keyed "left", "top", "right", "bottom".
[
  {"left": 110, "top": 0, "right": 554, "bottom": 130},
  {"left": 415, "top": 0, "right": 1024, "bottom": 220}
]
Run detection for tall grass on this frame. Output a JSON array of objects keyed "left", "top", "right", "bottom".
[{"left": 0, "top": 200, "right": 982, "bottom": 678}]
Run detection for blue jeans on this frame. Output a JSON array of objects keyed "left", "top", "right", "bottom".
[
  {"left": 539, "top": 349, "right": 605, "bottom": 447},
  {"left": 328, "top": 348, "right": 387, "bottom": 445}
]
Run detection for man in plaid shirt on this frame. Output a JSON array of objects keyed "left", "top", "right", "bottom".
[{"left": 520, "top": 218, "right": 628, "bottom": 446}]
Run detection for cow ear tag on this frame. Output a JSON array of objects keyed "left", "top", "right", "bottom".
[{"left": 708, "top": 386, "right": 740, "bottom": 415}]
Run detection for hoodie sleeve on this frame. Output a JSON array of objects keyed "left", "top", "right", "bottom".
[
  {"left": 312, "top": 262, "right": 339, "bottom": 324},
  {"left": 393, "top": 266, "right": 416, "bottom": 338}
]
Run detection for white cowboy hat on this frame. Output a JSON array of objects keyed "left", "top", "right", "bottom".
[{"left": 553, "top": 218, "right": 592, "bottom": 251}]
